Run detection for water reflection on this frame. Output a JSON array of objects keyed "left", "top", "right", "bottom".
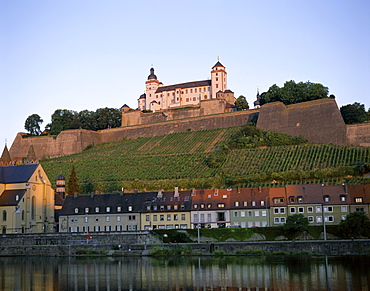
[{"left": 0, "top": 255, "right": 368, "bottom": 290}]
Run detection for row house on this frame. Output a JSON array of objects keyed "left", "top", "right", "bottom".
[
  {"left": 269, "top": 184, "right": 351, "bottom": 227},
  {"left": 229, "top": 187, "right": 269, "bottom": 228},
  {"left": 58, "top": 184, "right": 370, "bottom": 233},
  {"left": 140, "top": 189, "right": 192, "bottom": 230},
  {"left": 191, "top": 188, "right": 231, "bottom": 228}
]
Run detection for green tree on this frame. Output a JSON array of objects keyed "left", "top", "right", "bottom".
[
  {"left": 338, "top": 211, "right": 370, "bottom": 238},
  {"left": 340, "top": 102, "right": 369, "bottom": 124},
  {"left": 283, "top": 214, "right": 309, "bottom": 234},
  {"left": 235, "top": 95, "right": 249, "bottom": 110},
  {"left": 24, "top": 114, "right": 43, "bottom": 136},
  {"left": 78, "top": 110, "right": 98, "bottom": 131},
  {"left": 67, "top": 165, "right": 81, "bottom": 195},
  {"left": 48, "top": 109, "right": 79, "bottom": 135},
  {"left": 96, "top": 107, "right": 122, "bottom": 130},
  {"left": 260, "top": 81, "right": 329, "bottom": 105}
]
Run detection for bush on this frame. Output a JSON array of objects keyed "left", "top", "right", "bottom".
[
  {"left": 338, "top": 211, "right": 370, "bottom": 238},
  {"left": 283, "top": 214, "right": 309, "bottom": 234}
]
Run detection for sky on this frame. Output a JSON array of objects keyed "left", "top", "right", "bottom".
[{"left": 1, "top": 0, "right": 369, "bottom": 149}]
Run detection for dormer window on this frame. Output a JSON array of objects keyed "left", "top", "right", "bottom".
[
  {"left": 298, "top": 196, "right": 303, "bottom": 203},
  {"left": 95, "top": 207, "right": 99, "bottom": 213},
  {"left": 324, "top": 195, "right": 330, "bottom": 202},
  {"left": 340, "top": 195, "right": 346, "bottom": 202},
  {"left": 117, "top": 206, "right": 122, "bottom": 212},
  {"left": 106, "top": 207, "right": 110, "bottom": 213},
  {"left": 85, "top": 208, "right": 89, "bottom": 213},
  {"left": 15, "top": 195, "right": 19, "bottom": 201},
  {"left": 74, "top": 208, "right": 78, "bottom": 214},
  {"left": 128, "top": 206, "right": 133, "bottom": 212}
]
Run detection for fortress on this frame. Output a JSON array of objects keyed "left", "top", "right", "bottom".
[{"left": 6, "top": 61, "right": 370, "bottom": 161}]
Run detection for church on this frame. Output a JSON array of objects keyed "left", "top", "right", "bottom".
[{"left": 138, "top": 60, "right": 235, "bottom": 112}]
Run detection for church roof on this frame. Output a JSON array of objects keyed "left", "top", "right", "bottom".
[
  {"left": 139, "top": 93, "right": 146, "bottom": 99},
  {"left": 155, "top": 80, "right": 211, "bottom": 93},
  {"left": 148, "top": 68, "right": 157, "bottom": 80},
  {"left": 0, "top": 189, "right": 26, "bottom": 206},
  {"left": 0, "top": 164, "right": 39, "bottom": 184},
  {"left": 212, "top": 61, "right": 224, "bottom": 68}
]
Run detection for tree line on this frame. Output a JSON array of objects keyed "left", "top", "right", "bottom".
[{"left": 25, "top": 107, "right": 122, "bottom": 136}]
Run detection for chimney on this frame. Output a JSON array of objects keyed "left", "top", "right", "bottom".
[
  {"left": 157, "top": 189, "right": 163, "bottom": 197},
  {"left": 74, "top": 192, "right": 78, "bottom": 198},
  {"left": 90, "top": 192, "right": 94, "bottom": 198},
  {"left": 174, "top": 187, "right": 179, "bottom": 197}
]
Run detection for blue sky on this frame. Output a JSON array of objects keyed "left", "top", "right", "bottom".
[{"left": 1, "top": 0, "right": 369, "bottom": 149}]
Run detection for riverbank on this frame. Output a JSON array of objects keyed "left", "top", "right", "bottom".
[{"left": 0, "top": 232, "right": 369, "bottom": 256}]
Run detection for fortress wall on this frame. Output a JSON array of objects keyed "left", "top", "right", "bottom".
[
  {"left": 347, "top": 123, "right": 370, "bottom": 147},
  {"left": 99, "top": 110, "right": 258, "bottom": 143},
  {"left": 257, "top": 98, "right": 347, "bottom": 145},
  {"left": 9, "top": 129, "right": 101, "bottom": 159}
]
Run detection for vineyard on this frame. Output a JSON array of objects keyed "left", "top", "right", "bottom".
[{"left": 40, "top": 126, "right": 370, "bottom": 192}]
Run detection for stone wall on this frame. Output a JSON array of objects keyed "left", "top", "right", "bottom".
[
  {"left": 347, "top": 123, "right": 370, "bottom": 147},
  {"left": 257, "top": 98, "right": 348, "bottom": 145},
  {"left": 9, "top": 98, "right": 370, "bottom": 160}
]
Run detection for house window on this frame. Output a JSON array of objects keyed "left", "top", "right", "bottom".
[
  {"left": 105, "top": 226, "right": 111, "bottom": 231},
  {"left": 280, "top": 208, "right": 285, "bottom": 214},
  {"left": 255, "top": 211, "right": 260, "bottom": 217},
  {"left": 298, "top": 207, "right": 304, "bottom": 213},
  {"left": 324, "top": 195, "right": 330, "bottom": 202},
  {"left": 235, "top": 201, "right": 239, "bottom": 207},
  {"left": 234, "top": 211, "right": 238, "bottom": 217},
  {"left": 222, "top": 195, "right": 227, "bottom": 199},
  {"left": 307, "top": 207, "right": 313, "bottom": 213},
  {"left": 31, "top": 196, "right": 36, "bottom": 220},
  {"left": 241, "top": 211, "right": 245, "bottom": 217},
  {"left": 22, "top": 210, "right": 25, "bottom": 221},
  {"left": 194, "top": 204, "right": 198, "bottom": 209},
  {"left": 273, "top": 198, "right": 284, "bottom": 204},
  {"left": 274, "top": 208, "right": 279, "bottom": 214},
  {"left": 316, "top": 206, "right": 322, "bottom": 213},
  {"left": 200, "top": 214, "right": 205, "bottom": 222},
  {"left": 355, "top": 197, "right": 363, "bottom": 203},
  {"left": 217, "top": 203, "right": 225, "bottom": 208},
  {"left": 290, "top": 207, "right": 296, "bottom": 214},
  {"left": 340, "top": 195, "right": 346, "bottom": 202},
  {"left": 95, "top": 217, "right": 99, "bottom": 222},
  {"left": 207, "top": 203, "right": 212, "bottom": 208},
  {"left": 146, "top": 215, "right": 150, "bottom": 221},
  {"left": 341, "top": 206, "right": 347, "bottom": 212},
  {"left": 324, "top": 206, "right": 333, "bottom": 212},
  {"left": 174, "top": 214, "right": 178, "bottom": 221},
  {"left": 261, "top": 201, "right": 265, "bottom": 206},
  {"left": 84, "top": 217, "right": 88, "bottom": 223},
  {"left": 248, "top": 211, "right": 252, "bottom": 217},
  {"left": 117, "top": 216, "right": 121, "bottom": 222},
  {"left": 160, "top": 215, "right": 164, "bottom": 221},
  {"left": 341, "top": 215, "right": 347, "bottom": 220},
  {"left": 207, "top": 213, "right": 212, "bottom": 222},
  {"left": 289, "top": 197, "right": 295, "bottom": 203},
  {"left": 316, "top": 216, "right": 322, "bottom": 223},
  {"left": 160, "top": 205, "right": 164, "bottom": 211},
  {"left": 106, "top": 216, "right": 110, "bottom": 222},
  {"left": 281, "top": 217, "right": 286, "bottom": 223},
  {"left": 243, "top": 201, "right": 247, "bottom": 206},
  {"left": 252, "top": 201, "right": 256, "bottom": 206},
  {"left": 308, "top": 216, "right": 314, "bottom": 222},
  {"left": 200, "top": 204, "right": 205, "bottom": 209},
  {"left": 326, "top": 216, "right": 334, "bottom": 222},
  {"left": 167, "top": 214, "right": 171, "bottom": 221},
  {"left": 262, "top": 210, "right": 267, "bottom": 217},
  {"left": 298, "top": 197, "right": 303, "bottom": 203},
  {"left": 356, "top": 208, "right": 364, "bottom": 212},
  {"left": 2, "top": 210, "right": 6, "bottom": 221},
  {"left": 129, "top": 215, "right": 136, "bottom": 221},
  {"left": 167, "top": 205, "right": 171, "bottom": 210},
  {"left": 181, "top": 214, "right": 186, "bottom": 220},
  {"left": 217, "top": 212, "right": 225, "bottom": 221},
  {"left": 153, "top": 215, "right": 157, "bottom": 221}
]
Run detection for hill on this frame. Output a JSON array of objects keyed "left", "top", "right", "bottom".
[{"left": 40, "top": 125, "right": 370, "bottom": 193}]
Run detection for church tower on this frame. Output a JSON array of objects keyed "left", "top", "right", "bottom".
[
  {"left": 145, "top": 67, "right": 161, "bottom": 111},
  {"left": 211, "top": 59, "right": 227, "bottom": 99},
  {"left": 0, "top": 144, "right": 12, "bottom": 166}
]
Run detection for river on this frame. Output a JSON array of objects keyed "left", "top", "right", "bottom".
[{"left": 0, "top": 255, "right": 368, "bottom": 290}]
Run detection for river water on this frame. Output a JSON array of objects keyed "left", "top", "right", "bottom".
[{"left": 0, "top": 255, "right": 368, "bottom": 290}]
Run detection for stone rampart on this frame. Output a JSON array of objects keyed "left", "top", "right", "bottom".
[
  {"left": 9, "top": 98, "right": 370, "bottom": 160},
  {"left": 347, "top": 123, "right": 370, "bottom": 147},
  {"left": 257, "top": 98, "right": 348, "bottom": 145}
]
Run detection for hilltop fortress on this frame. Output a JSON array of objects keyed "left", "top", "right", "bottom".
[{"left": 7, "top": 61, "right": 370, "bottom": 161}]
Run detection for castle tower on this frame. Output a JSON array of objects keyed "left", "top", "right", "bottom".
[
  {"left": 211, "top": 59, "right": 227, "bottom": 99},
  {"left": 56, "top": 174, "right": 66, "bottom": 199},
  {"left": 145, "top": 67, "right": 162, "bottom": 111},
  {"left": 254, "top": 87, "right": 261, "bottom": 109}
]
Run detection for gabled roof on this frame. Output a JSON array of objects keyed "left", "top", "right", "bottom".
[
  {"left": 155, "top": 80, "right": 211, "bottom": 93},
  {"left": 0, "top": 164, "right": 39, "bottom": 184},
  {"left": 0, "top": 189, "right": 26, "bottom": 206}
]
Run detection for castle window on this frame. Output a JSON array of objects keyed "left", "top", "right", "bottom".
[
  {"left": 216, "top": 84, "right": 218, "bottom": 88},
  {"left": 2, "top": 210, "right": 6, "bottom": 221},
  {"left": 186, "top": 98, "right": 189, "bottom": 102},
  {"left": 185, "top": 90, "right": 188, "bottom": 94},
  {"left": 190, "top": 89, "right": 193, "bottom": 93},
  {"left": 195, "top": 89, "right": 197, "bottom": 93},
  {"left": 193, "top": 97, "right": 196, "bottom": 101},
  {"left": 216, "top": 78, "right": 218, "bottom": 81}
]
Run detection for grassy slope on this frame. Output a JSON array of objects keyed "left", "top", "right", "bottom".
[{"left": 40, "top": 126, "right": 370, "bottom": 192}]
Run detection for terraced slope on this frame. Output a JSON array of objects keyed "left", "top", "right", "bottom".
[{"left": 40, "top": 126, "right": 370, "bottom": 192}]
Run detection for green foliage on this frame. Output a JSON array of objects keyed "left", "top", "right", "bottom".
[
  {"left": 340, "top": 102, "right": 369, "bottom": 124},
  {"left": 283, "top": 214, "right": 309, "bottom": 234},
  {"left": 212, "top": 250, "right": 227, "bottom": 255},
  {"left": 24, "top": 114, "right": 43, "bottom": 136},
  {"left": 235, "top": 95, "right": 249, "bottom": 110},
  {"left": 149, "top": 244, "right": 195, "bottom": 256},
  {"left": 234, "top": 249, "right": 265, "bottom": 255},
  {"left": 186, "top": 228, "right": 255, "bottom": 242},
  {"left": 260, "top": 80, "right": 329, "bottom": 105},
  {"left": 338, "top": 211, "right": 370, "bottom": 238}
]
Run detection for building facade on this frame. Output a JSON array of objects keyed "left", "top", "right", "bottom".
[
  {"left": 0, "top": 164, "right": 55, "bottom": 233},
  {"left": 138, "top": 61, "right": 233, "bottom": 111}
]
